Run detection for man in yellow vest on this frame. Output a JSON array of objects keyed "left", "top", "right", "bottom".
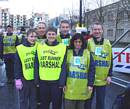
[
  {"left": 35, "top": 27, "right": 67, "bottom": 109},
  {"left": 3, "top": 25, "right": 19, "bottom": 84},
  {"left": 86, "top": 23, "right": 113, "bottom": 109},
  {"left": 57, "top": 20, "right": 72, "bottom": 46},
  {"left": 14, "top": 29, "right": 37, "bottom": 109},
  {"left": 36, "top": 22, "right": 47, "bottom": 43}
]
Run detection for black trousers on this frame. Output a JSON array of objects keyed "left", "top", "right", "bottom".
[
  {"left": 39, "top": 81, "right": 63, "bottom": 109},
  {"left": 19, "top": 79, "right": 37, "bottom": 109},
  {"left": 4, "top": 58, "right": 14, "bottom": 81},
  {"left": 84, "top": 86, "right": 106, "bottom": 109}
]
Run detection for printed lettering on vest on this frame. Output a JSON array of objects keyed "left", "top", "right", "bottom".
[
  {"left": 95, "top": 60, "right": 109, "bottom": 67},
  {"left": 68, "top": 71, "right": 87, "bottom": 79}
]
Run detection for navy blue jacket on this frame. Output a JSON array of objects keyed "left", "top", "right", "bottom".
[
  {"left": 60, "top": 33, "right": 71, "bottom": 39},
  {"left": 72, "top": 48, "right": 95, "bottom": 87},
  {"left": 34, "top": 40, "right": 67, "bottom": 87},
  {"left": 14, "top": 39, "right": 35, "bottom": 79},
  {"left": 0, "top": 36, "right": 3, "bottom": 59}
]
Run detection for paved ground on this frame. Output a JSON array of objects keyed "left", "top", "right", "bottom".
[{"left": 0, "top": 72, "right": 129, "bottom": 109}]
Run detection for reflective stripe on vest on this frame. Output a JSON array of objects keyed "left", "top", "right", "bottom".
[
  {"left": 3, "top": 35, "right": 17, "bottom": 54},
  {"left": 16, "top": 44, "right": 36, "bottom": 80},
  {"left": 37, "top": 43, "right": 66, "bottom": 80},
  {"left": 64, "top": 49, "right": 92, "bottom": 100},
  {"left": 87, "top": 38, "right": 112, "bottom": 86}
]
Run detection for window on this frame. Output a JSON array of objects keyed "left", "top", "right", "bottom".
[
  {"left": 107, "top": 12, "right": 114, "bottom": 21},
  {"left": 118, "top": 11, "right": 124, "bottom": 21},
  {"left": 107, "top": 29, "right": 113, "bottom": 37},
  {"left": 116, "top": 29, "right": 124, "bottom": 37}
]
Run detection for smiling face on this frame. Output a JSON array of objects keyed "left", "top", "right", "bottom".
[
  {"left": 27, "top": 32, "right": 37, "bottom": 45},
  {"left": 46, "top": 31, "right": 57, "bottom": 43},
  {"left": 74, "top": 39, "right": 82, "bottom": 49},
  {"left": 37, "top": 23, "right": 46, "bottom": 36},
  {"left": 92, "top": 24, "right": 103, "bottom": 39},
  {"left": 60, "top": 22, "right": 70, "bottom": 35}
]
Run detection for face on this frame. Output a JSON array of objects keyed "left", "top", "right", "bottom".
[
  {"left": 37, "top": 23, "right": 46, "bottom": 36},
  {"left": 74, "top": 39, "right": 82, "bottom": 49},
  {"left": 7, "top": 27, "right": 13, "bottom": 33},
  {"left": 92, "top": 24, "right": 103, "bottom": 39},
  {"left": 46, "top": 31, "right": 56, "bottom": 43},
  {"left": 60, "top": 23, "right": 70, "bottom": 35},
  {"left": 27, "top": 32, "right": 37, "bottom": 44}
]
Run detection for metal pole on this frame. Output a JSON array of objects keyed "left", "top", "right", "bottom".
[{"left": 79, "top": 0, "right": 82, "bottom": 27}]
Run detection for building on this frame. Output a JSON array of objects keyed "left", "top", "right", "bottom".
[
  {"left": 0, "top": 8, "right": 10, "bottom": 29},
  {"left": 9, "top": 14, "right": 28, "bottom": 29},
  {"left": 85, "top": 1, "right": 130, "bottom": 44},
  {"left": 32, "top": 12, "right": 49, "bottom": 28}
]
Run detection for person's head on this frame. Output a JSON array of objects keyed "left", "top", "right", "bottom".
[
  {"left": 46, "top": 27, "right": 57, "bottom": 43},
  {"left": 60, "top": 20, "right": 70, "bottom": 35},
  {"left": 70, "top": 33, "right": 86, "bottom": 49},
  {"left": 6, "top": 25, "right": 13, "bottom": 33},
  {"left": 20, "top": 27, "right": 26, "bottom": 34},
  {"left": 91, "top": 22, "right": 103, "bottom": 39},
  {"left": 26, "top": 29, "right": 37, "bottom": 45},
  {"left": 37, "top": 22, "right": 46, "bottom": 37}
]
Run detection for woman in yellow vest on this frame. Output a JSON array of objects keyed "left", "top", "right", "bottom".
[
  {"left": 36, "top": 27, "right": 67, "bottom": 109},
  {"left": 14, "top": 29, "right": 37, "bottom": 109},
  {"left": 64, "top": 33, "right": 95, "bottom": 109}
]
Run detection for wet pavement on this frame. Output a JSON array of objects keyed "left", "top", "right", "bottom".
[{"left": 0, "top": 74, "right": 128, "bottom": 109}]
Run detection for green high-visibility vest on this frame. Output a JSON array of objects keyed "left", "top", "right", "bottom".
[
  {"left": 16, "top": 44, "right": 36, "bottom": 80},
  {"left": 56, "top": 34, "right": 72, "bottom": 46},
  {"left": 87, "top": 38, "right": 112, "bottom": 86},
  {"left": 37, "top": 43, "right": 66, "bottom": 80},
  {"left": 3, "top": 35, "right": 17, "bottom": 54},
  {"left": 64, "top": 49, "right": 92, "bottom": 100}
]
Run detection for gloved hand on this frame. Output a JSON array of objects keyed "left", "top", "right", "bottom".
[{"left": 15, "top": 79, "right": 23, "bottom": 90}]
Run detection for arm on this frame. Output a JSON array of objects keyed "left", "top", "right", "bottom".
[
  {"left": 58, "top": 49, "right": 67, "bottom": 87},
  {"left": 14, "top": 51, "right": 23, "bottom": 79},
  {"left": 88, "top": 53, "right": 95, "bottom": 87},
  {"left": 34, "top": 51, "right": 40, "bottom": 85},
  {"left": 106, "top": 49, "right": 113, "bottom": 84},
  {"left": 108, "top": 52, "right": 113, "bottom": 77},
  {"left": 0, "top": 36, "right": 3, "bottom": 60},
  {"left": 15, "top": 35, "right": 20, "bottom": 46}
]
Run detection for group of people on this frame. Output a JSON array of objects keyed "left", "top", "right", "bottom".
[{"left": 0, "top": 20, "right": 113, "bottom": 109}]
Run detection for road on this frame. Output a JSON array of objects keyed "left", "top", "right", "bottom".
[{"left": 0, "top": 72, "right": 129, "bottom": 109}]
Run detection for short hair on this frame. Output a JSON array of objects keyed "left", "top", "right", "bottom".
[
  {"left": 69, "top": 33, "right": 86, "bottom": 49},
  {"left": 37, "top": 22, "right": 46, "bottom": 27},
  {"left": 7, "top": 25, "right": 13, "bottom": 28},
  {"left": 91, "top": 22, "right": 103, "bottom": 30},
  {"left": 20, "top": 27, "right": 26, "bottom": 32},
  {"left": 27, "top": 29, "right": 38, "bottom": 37},
  {"left": 46, "top": 27, "right": 57, "bottom": 34},
  {"left": 60, "top": 20, "right": 70, "bottom": 27}
]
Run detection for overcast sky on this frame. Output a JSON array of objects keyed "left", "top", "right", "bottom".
[{"left": 0, "top": 0, "right": 118, "bottom": 18}]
